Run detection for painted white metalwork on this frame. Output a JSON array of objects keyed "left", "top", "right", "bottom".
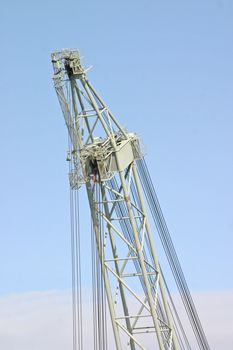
[{"left": 51, "top": 49, "right": 184, "bottom": 350}]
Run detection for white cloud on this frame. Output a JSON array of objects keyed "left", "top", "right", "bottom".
[
  {"left": 191, "top": 290, "right": 233, "bottom": 349},
  {"left": 0, "top": 291, "right": 73, "bottom": 350},
  {"left": 0, "top": 289, "right": 232, "bottom": 349}
]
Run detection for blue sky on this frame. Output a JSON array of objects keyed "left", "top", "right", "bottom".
[{"left": 0, "top": 0, "right": 232, "bottom": 303}]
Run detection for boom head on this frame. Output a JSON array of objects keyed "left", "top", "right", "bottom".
[
  {"left": 51, "top": 49, "right": 142, "bottom": 187},
  {"left": 51, "top": 49, "right": 88, "bottom": 80}
]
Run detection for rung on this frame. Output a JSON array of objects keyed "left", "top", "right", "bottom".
[
  {"left": 111, "top": 215, "right": 142, "bottom": 220},
  {"left": 121, "top": 271, "right": 157, "bottom": 278},
  {"left": 133, "top": 330, "right": 156, "bottom": 335},
  {"left": 95, "top": 199, "right": 125, "bottom": 204},
  {"left": 115, "top": 314, "right": 151, "bottom": 320},
  {"left": 105, "top": 257, "right": 138, "bottom": 262},
  {"left": 78, "top": 113, "right": 97, "bottom": 118}
]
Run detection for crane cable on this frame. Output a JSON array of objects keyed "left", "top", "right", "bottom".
[
  {"left": 138, "top": 158, "right": 204, "bottom": 348},
  {"left": 67, "top": 85, "right": 207, "bottom": 349},
  {"left": 137, "top": 159, "right": 210, "bottom": 350},
  {"left": 91, "top": 181, "right": 108, "bottom": 350},
  {"left": 68, "top": 79, "right": 109, "bottom": 350},
  {"left": 68, "top": 81, "right": 83, "bottom": 350},
  {"left": 130, "top": 174, "right": 190, "bottom": 349},
  {"left": 70, "top": 185, "right": 83, "bottom": 350}
]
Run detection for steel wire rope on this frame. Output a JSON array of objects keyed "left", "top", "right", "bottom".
[
  {"left": 141, "top": 160, "right": 207, "bottom": 344},
  {"left": 130, "top": 171, "right": 189, "bottom": 350},
  {"left": 137, "top": 159, "right": 199, "bottom": 344},
  {"left": 115, "top": 164, "right": 187, "bottom": 349},
  {"left": 74, "top": 189, "right": 81, "bottom": 348},
  {"left": 74, "top": 187, "right": 83, "bottom": 349},
  {"left": 96, "top": 183, "right": 103, "bottom": 350},
  {"left": 93, "top": 182, "right": 99, "bottom": 350},
  {"left": 67, "top": 82, "right": 78, "bottom": 350},
  {"left": 100, "top": 183, "right": 108, "bottom": 350},
  {"left": 91, "top": 207, "right": 97, "bottom": 350},
  {"left": 91, "top": 181, "right": 108, "bottom": 350},
  {"left": 67, "top": 79, "right": 84, "bottom": 350},
  {"left": 70, "top": 186, "right": 77, "bottom": 350},
  {"left": 137, "top": 159, "right": 210, "bottom": 350},
  {"left": 161, "top": 268, "right": 191, "bottom": 350},
  {"left": 99, "top": 182, "right": 108, "bottom": 350}
]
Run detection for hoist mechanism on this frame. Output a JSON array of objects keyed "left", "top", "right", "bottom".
[{"left": 51, "top": 49, "right": 210, "bottom": 350}]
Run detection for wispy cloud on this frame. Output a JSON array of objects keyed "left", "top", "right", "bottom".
[
  {"left": 191, "top": 289, "right": 233, "bottom": 349},
  {"left": 0, "top": 289, "right": 232, "bottom": 349},
  {"left": 0, "top": 291, "right": 73, "bottom": 350}
]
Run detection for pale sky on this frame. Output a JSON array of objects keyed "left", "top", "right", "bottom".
[{"left": 0, "top": 0, "right": 232, "bottom": 349}]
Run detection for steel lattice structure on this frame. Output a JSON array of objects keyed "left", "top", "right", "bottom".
[{"left": 51, "top": 49, "right": 210, "bottom": 350}]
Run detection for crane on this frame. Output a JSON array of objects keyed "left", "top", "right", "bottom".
[{"left": 51, "top": 49, "right": 210, "bottom": 350}]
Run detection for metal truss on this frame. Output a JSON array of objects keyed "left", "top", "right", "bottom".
[
  {"left": 86, "top": 162, "right": 178, "bottom": 349},
  {"left": 51, "top": 49, "right": 179, "bottom": 349}
]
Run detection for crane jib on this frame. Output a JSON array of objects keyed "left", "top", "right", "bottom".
[{"left": 51, "top": 48, "right": 210, "bottom": 350}]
